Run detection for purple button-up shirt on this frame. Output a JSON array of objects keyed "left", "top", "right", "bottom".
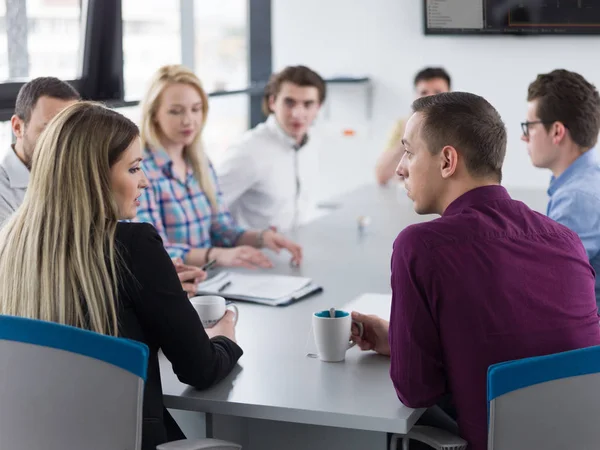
[{"left": 389, "top": 185, "right": 600, "bottom": 450}]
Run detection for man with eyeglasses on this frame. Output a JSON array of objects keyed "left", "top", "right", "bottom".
[{"left": 523, "top": 69, "right": 600, "bottom": 311}]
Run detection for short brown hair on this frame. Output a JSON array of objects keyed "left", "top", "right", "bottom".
[
  {"left": 15, "top": 77, "right": 81, "bottom": 124},
  {"left": 262, "top": 66, "right": 326, "bottom": 116},
  {"left": 527, "top": 69, "right": 600, "bottom": 149},
  {"left": 414, "top": 67, "right": 451, "bottom": 89},
  {"left": 412, "top": 92, "right": 507, "bottom": 182}
]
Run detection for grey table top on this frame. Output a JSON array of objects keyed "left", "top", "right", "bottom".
[{"left": 159, "top": 183, "right": 548, "bottom": 434}]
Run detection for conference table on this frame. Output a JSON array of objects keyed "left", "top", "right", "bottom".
[{"left": 159, "top": 183, "right": 548, "bottom": 450}]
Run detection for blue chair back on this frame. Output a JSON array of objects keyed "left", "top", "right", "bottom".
[
  {"left": 0, "top": 315, "right": 149, "bottom": 450},
  {"left": 487, "top": 345, "right": 600, "bottom": 450}
]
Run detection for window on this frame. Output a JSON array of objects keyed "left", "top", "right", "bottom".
[
  {"left": 122, "top": 0, "right": 181, "bottom": 101},
  {"left": 0, "top": 0, "right": 258, "bottom": 159},
  {"left": 122, "top": 0, "right": 248, "bottom": 101},
  {"left": 194, "top": 0, "right": 249, "bottom": 157},
  {"left": 194, "top": 0, "right": 248, "bottom": 93},
  {"left": 0, "top": 0, "right": 84, "bottom": 82}
]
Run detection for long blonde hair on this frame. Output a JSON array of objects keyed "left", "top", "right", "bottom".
[
  {"left": 140, "top": 64, "right": 217, "bottom": 209},
  {"left": 0, "top": 102, "right": 140, "bottom": 336}
]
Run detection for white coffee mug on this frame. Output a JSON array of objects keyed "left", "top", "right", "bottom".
[
  {"left": 312, "top": 309, "right": 364, "bottom": 362},
  {"left": 190, "top": 295, "right": 239, "bottom": 328}
]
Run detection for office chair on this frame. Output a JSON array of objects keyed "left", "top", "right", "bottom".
[
  {"left": 487, "top": 345, "right": 600, "bottom": 450},
  {"left": 0, "top": 315, "right": 241, "bottom": 450},
  {"left": 392, "top": 345, "right": 600, "bottom": 449}
]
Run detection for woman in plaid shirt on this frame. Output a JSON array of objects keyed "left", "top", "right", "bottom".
[{"left": 136, "top": 65, "right": 302, "bottom": 269}]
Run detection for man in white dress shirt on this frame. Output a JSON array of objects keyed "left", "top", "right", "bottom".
[
  {"left": 215, "top": 65, "right": 326, "bottom": 231},
  {"left": 0, "top": 77, "right": 80, "bottom": 225}
]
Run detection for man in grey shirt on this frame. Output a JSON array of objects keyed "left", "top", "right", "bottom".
[{"left": 0, "top": 77, "right": 80, "bottom": 225}]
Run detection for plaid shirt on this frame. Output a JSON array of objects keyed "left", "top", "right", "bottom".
[{"left": 135, "top": 147, "right": 245, "bottom": 260}]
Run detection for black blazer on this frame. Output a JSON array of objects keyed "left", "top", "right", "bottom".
[{"left": 115, "top": 222, "right": 243, "bottom": 450}]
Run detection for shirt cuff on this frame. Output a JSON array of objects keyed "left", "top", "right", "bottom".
[
  {"left": 213, "top": 226, "right": 246, "bottom": 247},
  {"left": 231, "top": 227, "right": 247, "bottom": 246}
]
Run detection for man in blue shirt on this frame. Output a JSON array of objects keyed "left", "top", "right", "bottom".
[{"left": 523, "top": 69, "right": 600, "bottom": 309}]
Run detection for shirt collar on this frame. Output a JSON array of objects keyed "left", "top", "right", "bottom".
[
  {"left": 2, "top": 145, "right": 30, "bottom": 189},
  {"left": 265, "top": 115, "right": 309, "bottom": 150},
  {"left": 443, "top": 185, "right": 511, "bottom": 217},
  {"left": 144, "top": 146, "right": 172, "bottom": 171},
  {"left": 547, "top": 149, "right": 598, "bottom": 197},
  {"left": 144, "top": 146, "right": 193, "bottom": 181}
]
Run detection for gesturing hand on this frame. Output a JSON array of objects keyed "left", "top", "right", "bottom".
[{"left": 261, "top": 230, "right": 303, "bottom": 266}]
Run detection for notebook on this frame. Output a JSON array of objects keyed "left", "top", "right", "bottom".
[{"left": 195, "top": 271, "right": 323, "bottom": 306}]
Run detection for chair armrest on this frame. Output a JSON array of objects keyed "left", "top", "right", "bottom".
[
  {"left": 390, "top": 426, "right": 468, "bottom": 450},
  {"left": 157, "top": 438, "right": 242, "bottom": 450}
]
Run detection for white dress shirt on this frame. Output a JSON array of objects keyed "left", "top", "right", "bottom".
[
  {"left": 214, "top": 115, "right": 318, "bottom": 231},
  {"left": 0, "top": 146, "right": 29, "bottom": 225}
]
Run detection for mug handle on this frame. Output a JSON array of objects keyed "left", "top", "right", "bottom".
[
  {"left": 348, "top": 320, "right": 364, "bottom": 349},
  {"left": 226, "top": 303, "right": 239, "bottom": 325}
]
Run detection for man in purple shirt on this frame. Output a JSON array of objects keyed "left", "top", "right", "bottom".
[{"left": 352, "top": 92, "right": 600, "bottom": 450}]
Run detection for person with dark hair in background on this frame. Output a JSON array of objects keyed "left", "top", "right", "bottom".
[
  {"left": 375, "top": 67, "right": 451, "bottom": 185},
  {"left": 523, "top": 69, "right": 600, "bottom": 310},
  {"left": 215, "top": 65, "right": 326, "bottom": 231},
  {"left": 0, "top": 77, "right": 80, "bottom": 224},
  {"left": 353, "top": 92, "right": 600, "bottom": 450}
]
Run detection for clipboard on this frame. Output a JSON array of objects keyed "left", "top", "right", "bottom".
[{"left": 195, "top": 271, "right": 323, "bottom": 306}]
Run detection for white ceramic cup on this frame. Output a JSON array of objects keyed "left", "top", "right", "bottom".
[
  {"left": 190, "top": 295, "right": 239, "bottom": 329},
  {"left": 312, "top": 309, "right": 364, "bottom": 362}
]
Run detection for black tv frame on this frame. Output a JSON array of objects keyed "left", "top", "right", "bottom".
[{"left": 423, "top": 1, "right": 600, "bottom": 36}]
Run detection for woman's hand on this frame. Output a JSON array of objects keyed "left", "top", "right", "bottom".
[
  {"left": 261, "top": 230, "right": 303, "bottom": 266},
  {"left": 172, "top": 257, "right": 207, "bottom": 297},
  {"left": 205, "top": 310, "right": 237, "bottom": 342},
  {"left": 213, "top": 246, "right": 273, "bottom": 269}
]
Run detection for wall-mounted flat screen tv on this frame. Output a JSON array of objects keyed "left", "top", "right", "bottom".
[{"left": 424, "top": 0, "right": 600, "bottom": 35}]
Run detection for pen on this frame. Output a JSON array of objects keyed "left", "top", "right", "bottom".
[
  {"left": 200, "top": 259, "right": 217, "bottom": 271},
  {"left": 218, "top": 281, "right": 232, "bottom": 293}
]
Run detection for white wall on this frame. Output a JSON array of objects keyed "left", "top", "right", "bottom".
[{"left": 272, "top": 0, "right": 600, "bottom": 192}]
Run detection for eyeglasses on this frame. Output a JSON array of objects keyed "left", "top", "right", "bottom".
[{"left": 520, "top": 120, "right": 554, "bottom": 137}]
